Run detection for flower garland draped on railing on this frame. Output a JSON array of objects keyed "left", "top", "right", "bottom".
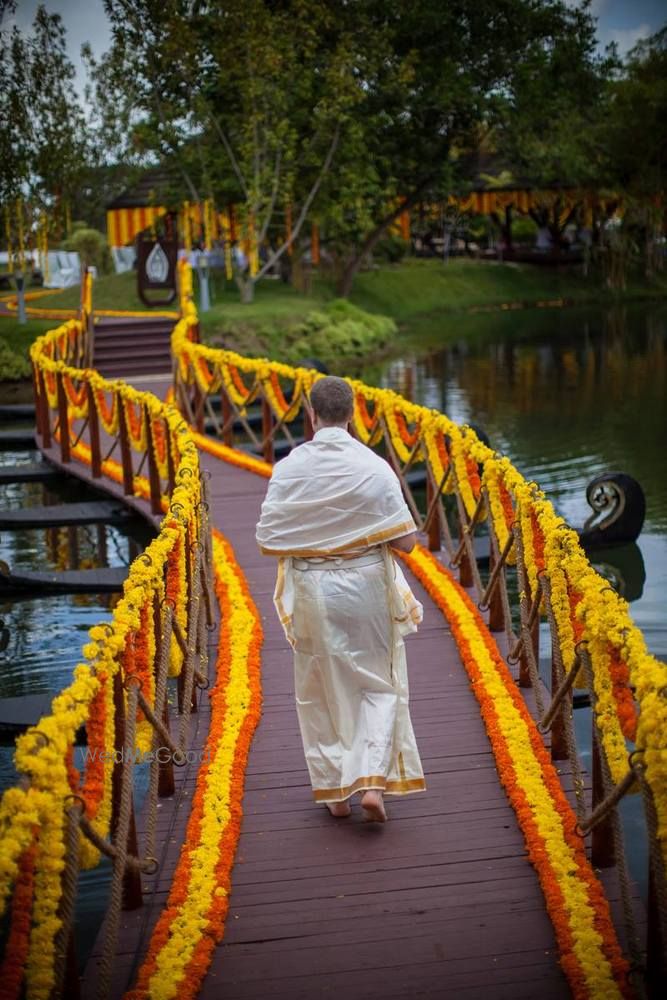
[
  {"left": 172, "top": 296, "right": 667, "bottom": 995},
  {"left": 0, "top": 319, "right": 211, "bottom": 1000}
]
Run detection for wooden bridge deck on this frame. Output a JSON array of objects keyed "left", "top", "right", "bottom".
[
  {"left": 37, "top": 377, "right": 573, "bottom": 999},
  {"left": 196, "top": 455, "right": 570, "bottom": 1000}
]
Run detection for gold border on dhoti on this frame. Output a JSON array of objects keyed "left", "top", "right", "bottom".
[
  {"left": 259, "top": 521, "right": 416, "bottom": 558},
  {"left": 312, "top": 775, "right": 426, "bottom": 802}
]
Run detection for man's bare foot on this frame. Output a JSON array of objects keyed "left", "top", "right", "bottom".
[
  {"left": 326, "top": 801, "right": 351, "bottom": 818},
  {"left": 360, "top": 790, "right": 387, "bottom": 823}
]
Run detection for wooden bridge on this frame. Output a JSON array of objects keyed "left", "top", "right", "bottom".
[{"left": 0, "top": 273, "right": 664, "bottom": 1000}]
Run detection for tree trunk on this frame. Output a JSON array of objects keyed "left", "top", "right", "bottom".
[
  {"left": 235, "top": 275, "right": 255, "bottom": 303},
  {"left": 336, "top": 177, "right": 436, "bottom": 297},
  {"left": 337, "top": 216, "right": 401, "bottom": 297}
]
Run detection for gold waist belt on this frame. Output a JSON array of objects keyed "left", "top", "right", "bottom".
[{"left": 292, "top": 550, "right": 383, "bottom": 572}]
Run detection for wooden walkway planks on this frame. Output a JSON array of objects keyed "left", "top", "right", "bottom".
[
  {"left": 33, "top": 375, "right": 572, "bottom": 998},
  {"left": 196, "top": 453, "right": 570, "bottom": 1000}
]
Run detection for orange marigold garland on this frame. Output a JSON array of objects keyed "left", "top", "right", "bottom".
[
  {"left": 402, "top": 545, "right": 631, "bottom": 1000},
  {"left": 124, "top": 529, "right": 263, "bottom": 1000},
  {"left": 0, "top": 837, "right": 37, "bottom": 1000},
  {"left": 191, "top": 429, "right": 272, "bottom": 479}
]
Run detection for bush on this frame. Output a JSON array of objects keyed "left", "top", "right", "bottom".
[
  {"left": 512, "top": 216, "right": 538, "bottom": 242},
  {"left": 0, "top": 338, "right": 31, "bottom": 381},
  {"left": 374, "top": 235, "right": 409, "bottom": 263},
  {"left": 62, "top": 227, "right": 112, "bottom": 274},
  {"left": 283, "top": 299, "right": 397, "bottom": 369}
]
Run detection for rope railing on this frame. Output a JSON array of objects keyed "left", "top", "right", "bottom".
[
  {"left": 172, "top": 286, "right": 667, "bottom": 991},
  {"left": 0, "top": 311, "right": 213, "bottom": 999}
]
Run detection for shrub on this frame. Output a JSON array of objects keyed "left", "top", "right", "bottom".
[
  {"left": 0, "top": 338, "right": 31, "bottom": 380},
  {"left": 62, "top": 227, "right": 112, "bottom": 274},
  {"left": 283, "top": 299, "right": 397, "bottom": 369},
  {"left": 374, "top": 235, "right": 409, "bottom": 263}
]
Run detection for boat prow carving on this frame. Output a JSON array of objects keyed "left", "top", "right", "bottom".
[{"left": 579, "top": 472, "right": 646, "bottom": 549}]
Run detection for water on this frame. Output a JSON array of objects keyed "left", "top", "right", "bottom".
[
  {"left": 0, "top": 446, "right": 153, "bottom": 961},
  {"left": 379, "top": 301, "right": 667, "bottom": 661},
  {"left": 376, "top": 300, "right": 667, "bottom": 899}
]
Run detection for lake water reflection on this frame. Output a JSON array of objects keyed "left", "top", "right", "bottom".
[{"left": 379, "top": 300, "right": 667, "bottom": 663}]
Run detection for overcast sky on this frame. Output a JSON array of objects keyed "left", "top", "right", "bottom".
[{"left": 7, "top": 0, "right": 667, "bottom": 99}]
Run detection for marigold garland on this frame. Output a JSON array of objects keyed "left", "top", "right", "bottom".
[
  {"left": 0, "top": 318, "right": 208, "bottom": 992},
  {"left": 124, "top": 530, "right": 263, "bottom": 1000},
  {"left": 0, "top": 837, "right": 37, "bottom": 1000},
  {"left": 176, "top": 323, "right": 663, "bottom": 847},
  {"left": 402, "top": 545, "right": 632, "bottom": 1000}
]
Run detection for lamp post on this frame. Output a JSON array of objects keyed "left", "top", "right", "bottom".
[
  {"left": 197, "top": 253, "right": 211, "bottom": 313},
  {"left": 13, "top": 267, "right": 26, "bottom": 325}
]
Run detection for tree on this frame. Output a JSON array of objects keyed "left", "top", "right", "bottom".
[
  {"left": 599, "top": 27, "right": 667, "bottom": 277},
  {"left": 487, "top": 0, "right": 617, "bottom": 249},
  {"left": 0, "top": 4, "right": 90, "bottom": 247},
  {"left": 87, "top": 0, "right": 374, "bottom": 301},
  {"left": 88, "top": 0, "right": 616, "bottom": 299}
]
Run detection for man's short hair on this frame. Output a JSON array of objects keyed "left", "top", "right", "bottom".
[{"left": 310, "top": 376, "right": 353, "bottom": 424}]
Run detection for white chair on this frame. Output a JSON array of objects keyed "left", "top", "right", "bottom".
[
  {"left": 111, "top": 246, "right": 136, "bottom": 273},
  {"left": 43, "top": 250, "right": 81, "bottom": 288}
]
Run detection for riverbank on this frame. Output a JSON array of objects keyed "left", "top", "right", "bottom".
[{"left": 2, "top": 258, "right": 666, "bottom": 376}]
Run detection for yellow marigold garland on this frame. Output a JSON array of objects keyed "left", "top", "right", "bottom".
[
  {"left": 124, "top": 530, "right": 263, "bottom": 1000},
  {"left": 0, "top": 319, "right": 208, "bottom": 993},
  {"left": 402, "top": 545, "right": 631, "bottom": 1000}
]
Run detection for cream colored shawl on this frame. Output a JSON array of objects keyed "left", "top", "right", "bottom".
[
  {"left": 255, "top": 427, "right": 422, "bottom": 646},
  {"left": 256, "top": 426, "right": 416, "bottom": 556}
]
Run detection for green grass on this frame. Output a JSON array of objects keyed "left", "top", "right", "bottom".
[
  {"left": 198, "top": 273, "right": 327, "bottom": 346},
  {"left": 347, "top": 258, "right": 667, "bottom": 320},
  {"left": 26, "top": 271, "right": 149, "bottom": 312},
  {"left": 0, "top": 316, "right": 55, "bottom": 356},
  {"left": 2, "top": 258, "right": 665, "bottom": 377}
]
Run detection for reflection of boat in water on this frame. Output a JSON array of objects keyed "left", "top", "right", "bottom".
[{"left": 589, "top": 541, "right": 646, "bottom": 603}]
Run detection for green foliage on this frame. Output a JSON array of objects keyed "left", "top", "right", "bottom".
[
  {"left": 490, "top": 1, "right": 614, "bottom": 190},
  {"left": 512, "top": 216, "right": 538, "bottom": 242},
  {"left": 0, "top": 7, "right": 89, "bottom": 209},
  {"left": 374, "top": 236, "right": 409, "bottom": 264},
  {"left": 0, "top": 337, "right": 31, "bottom": 381},
  {"left": 213, "top": 298, "right": 397, "bottom": 372},
  {"left": 62, "top": 228, "right": 112, "bottom": 274},
  {"left": 602, "top": 28, "right": 667, "bottom": 198}
]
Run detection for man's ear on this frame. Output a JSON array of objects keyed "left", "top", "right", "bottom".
[{"left": 304, "top": 398, "right": 316, "bottom": 426}]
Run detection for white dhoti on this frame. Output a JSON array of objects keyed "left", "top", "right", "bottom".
[
  {"left": 288, "top": 549, "right": 425, "bottom": 802},
  {"left": 256, "top": 425, "right": 427, "bottom": 803}
]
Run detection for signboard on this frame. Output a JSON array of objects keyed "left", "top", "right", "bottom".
[{"left": 136, "top": 236, "right": 178, "bottom": 307}]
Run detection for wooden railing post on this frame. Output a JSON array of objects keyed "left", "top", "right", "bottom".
[
  {"left": 262, "top": 397, "right": 274, "bottom": 464},
  {"left": 647, "top": 847, "right": 667, "bottom": 996},
  {"left": 154, "top": 593, "right": 175, "bottom": 798},
  {"left": 487, "top": 543, "right": 505, "bottom": 633},
  {"left": 32, "top": 363, "right": 43, "bottom": 438},
  {"left": 192, "top": 383, "right": 205, "bottom": 433},
  {"left": 221, "top": 389, "right": 234, "bottom": 447},
  {"left": 166, "top": 421, "right": 176, "bottom": 495},
  {"left": 456, "top": 503, "right": 474, "bottom": 588},
  {"left": 86, "top": 383, "right": 102, "bottom": 477},
  {"left": 40, "top": 368, "right": 52, "bottom": 448},
  {"left": 590, "top": 728, "right": 615, "bottom": 868},
  {"left": 550, "top": 646, "right": 568, "bottom": 761},
  {"left": 116, "top": 390, "right": 135, "bottom": 495},
  {"left": 145, "top": 405, "right": 163, "bottom": 516},
  {"left": 425, "top": 474, "right": 441, "bottom": 551},
  {"left": 111, "top": 671, "right": 143, "bottom": 909},
  {"left": 56, "top": 371, "right": 70, "bottom": 463}
]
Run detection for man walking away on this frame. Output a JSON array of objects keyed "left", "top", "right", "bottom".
[{"left": 256, "top": 376, "right": 425, "bottom": 822}]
